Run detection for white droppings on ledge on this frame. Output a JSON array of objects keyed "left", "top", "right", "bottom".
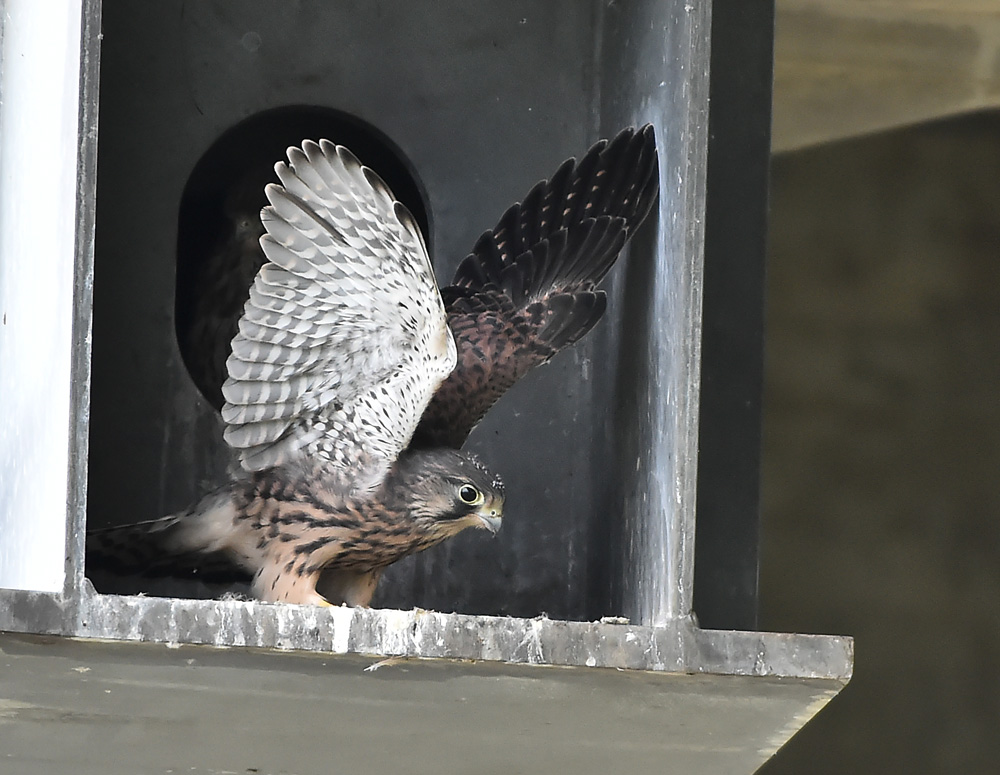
[{"left": 329, "top": 605, "right": 353, "bottom": 654}]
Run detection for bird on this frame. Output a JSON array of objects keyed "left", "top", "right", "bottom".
[
  {"left": 87, "top": 126, "right": 659, "bottom": 607},
  {"left": 89, "top": 448, "right": 503, "bottom": 607}
]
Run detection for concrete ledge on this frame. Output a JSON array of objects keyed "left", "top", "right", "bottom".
[
  {"left": 0, "top": 630, "right": 849, "bottom": 775},
  {"left": 1, "top": 588, "right": 852, "bottom": 681}
]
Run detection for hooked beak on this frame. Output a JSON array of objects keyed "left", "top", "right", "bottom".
[{"left": 475, "top": 498, "right": 504, "bottom": 536}]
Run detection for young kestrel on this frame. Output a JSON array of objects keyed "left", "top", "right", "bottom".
[{"left": 87, "top": 126, "right": 658, "bottom": 607}]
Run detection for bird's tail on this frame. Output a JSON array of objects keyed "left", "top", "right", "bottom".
[
  {"left": 86, "top": 494, "right": 246, "bottom": 584},
  {"left": 86, "top": 515, "right": 189, "bottom": 577}
]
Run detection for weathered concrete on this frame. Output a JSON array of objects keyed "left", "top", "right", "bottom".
[
  {"left": 0, "top": 632, "right": 847, "bottom": 775},
  {"left": 773, "top": 0, "right": 1000, "bottom": 150},
  {"left": 0, "top": 587, "right": 852, "bottom": 681},
  {"left": 760, "top": 113, "right": 1000, "bottom": 773}
]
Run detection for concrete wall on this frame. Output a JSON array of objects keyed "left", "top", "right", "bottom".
[
  {"left": 758, "top": 112, "right": 1000, "bottom": 773},
  {"left": 773, "top": 1, "right": 1000, "bottom": 151}
]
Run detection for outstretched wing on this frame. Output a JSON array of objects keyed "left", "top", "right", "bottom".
[
  {"left": 222, "top": 140, "right": 456, "bottom": 484},
  {"left": 411, "top": 125, "right": 659, "bottom": 449}
]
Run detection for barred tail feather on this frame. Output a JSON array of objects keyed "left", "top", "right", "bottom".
[
  {"left": 87, "top": 516, "right": 184, "bottom": 576},
  {"left": 86, "top": 496, "right": 247, "bottom": 585}
]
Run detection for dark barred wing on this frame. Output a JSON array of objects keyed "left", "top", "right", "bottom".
[{"left": 412, "top": 125, "right": 659, "bottom": 449}]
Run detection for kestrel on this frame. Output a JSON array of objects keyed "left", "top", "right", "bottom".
[{"left": 87, "top": 126, "right": 658, "bottom": 607}]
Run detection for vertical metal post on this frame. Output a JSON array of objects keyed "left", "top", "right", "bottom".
[
  {"left": 64, "top": 0, "right": 102, "bottom": 604},
  {"left": 604, "top": 0, "right": 713, "bottom": 627}
]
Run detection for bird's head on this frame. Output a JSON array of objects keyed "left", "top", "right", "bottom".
[{"left": 385, "top": 449, "right": 505, "bottom": 538}]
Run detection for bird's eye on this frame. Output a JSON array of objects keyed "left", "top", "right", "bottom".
[{"left": 459, "top": 484, "right": 483, "bottom": 505}]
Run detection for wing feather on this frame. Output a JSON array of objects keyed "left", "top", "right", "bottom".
[
  {"left": 412, "top": 126, "right": 658, "bottom": 449},
  {"left": 223, "top": 140, "right": 456, "bottom": 481}
]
